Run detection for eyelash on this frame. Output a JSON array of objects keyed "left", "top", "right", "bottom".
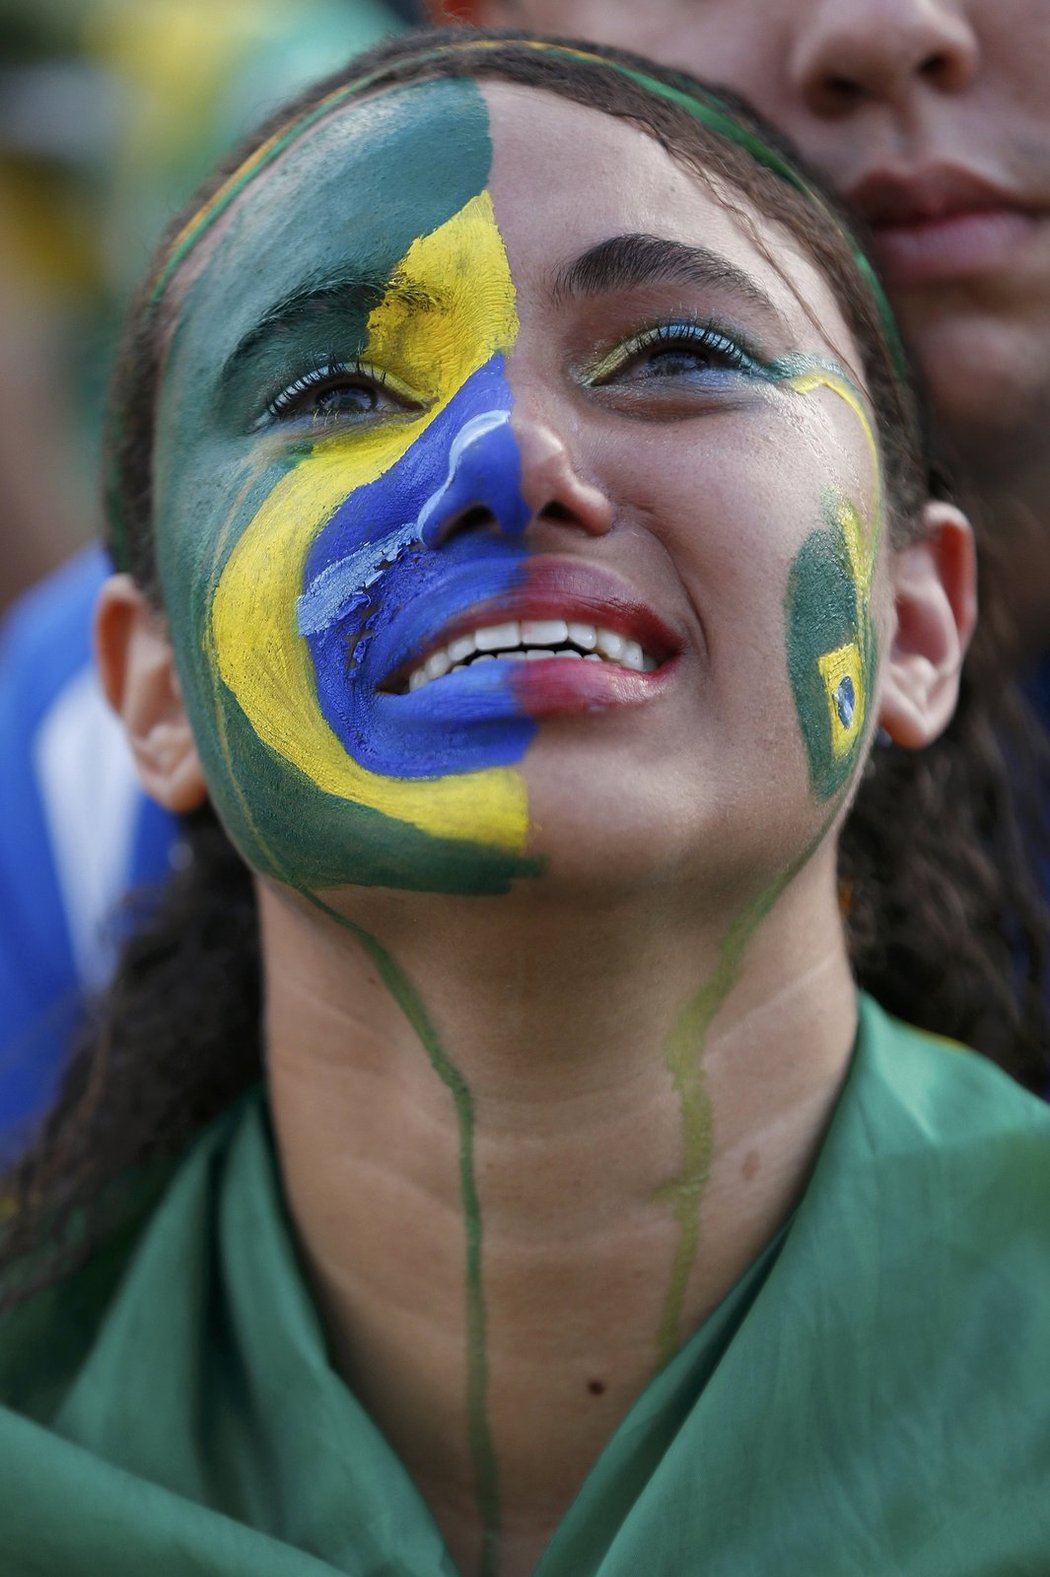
[
  {"left": 254, "top": 317, "right": 763, "bottom": 428},
  {"left": 585, "top": 318, "right": 764, "bottom": 385},
  {"left": 256, "top": 358, "right": 418, "bottom": 428}
]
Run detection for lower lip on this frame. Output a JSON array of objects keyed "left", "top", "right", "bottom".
[
  {"left": 401, "top": 652, "right": 673, "bottom": 717},
  {"left": 512, "top": 653, "right": 673, "bottom": 716},
  {"left": 869, "top": 207, "right": 1039, "bottom": 286}
]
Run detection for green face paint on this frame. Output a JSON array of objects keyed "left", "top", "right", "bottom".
[
  {"left": 154, "top": 78, "right": 540, "bottom": 898},
  {"left": 787, "top": 490, "right": 878, "bottom": 800},
  {"left": 776, "top": 358, "right": 882, "bottom": 802}
]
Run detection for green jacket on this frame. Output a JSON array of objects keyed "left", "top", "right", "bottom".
[{"left": 2, "top": 995, "right": 1049, "bottom": 1574}]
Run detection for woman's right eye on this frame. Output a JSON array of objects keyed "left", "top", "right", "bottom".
[{"left": 256, "top": 361, "right": 422, "bottom": 429}]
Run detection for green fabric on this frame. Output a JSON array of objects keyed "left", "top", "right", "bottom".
[{"left": 2, "top": 994, "right": 1050, "bottom": 1574}]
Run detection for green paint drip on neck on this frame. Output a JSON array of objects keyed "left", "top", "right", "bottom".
[
  {"left": 654, "top": 808, "right": 840, "bottom": 1365},
  {"left": 654, "top": 891, "right": 770, "bottom": 1367},
  {"left": 310, "top": 896, "right": 501, "bottom": 1576}
]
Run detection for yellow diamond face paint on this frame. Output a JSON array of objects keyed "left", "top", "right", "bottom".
[{"left": 818, "top": 643, "right": 864, "bottom": 759}]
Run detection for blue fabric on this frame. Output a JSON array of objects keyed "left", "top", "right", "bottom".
[{"left": 0, "top": 547, "right": 176, "bottom": 1154}]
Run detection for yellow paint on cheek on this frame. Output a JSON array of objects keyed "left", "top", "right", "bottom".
[
  {"left": 209, "top": 191, "right": 530, "bottom": 852},
  {"left": 787, "top": 366, "right": 881, "bottom": 751},
  {"left": 784, "top": 363, "right": 883, "bottom": 562}
]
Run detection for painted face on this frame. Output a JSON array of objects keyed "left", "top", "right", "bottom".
[
  {"left": 492, "top": 0, "right": 1050, "bottom": 453},
  {"left": 156, "top": 81, "right": 542, "bottom": 895},
  {"left": 154, "top": 76, "right": 888, "bottom": 904}
]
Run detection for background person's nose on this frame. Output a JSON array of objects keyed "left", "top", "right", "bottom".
[{"left": 788, "top": 0, "right": 979, "bottom": 116}]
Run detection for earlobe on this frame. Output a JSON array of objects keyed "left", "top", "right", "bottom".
[
  {"left": 94, "top": 573, "right": 209, "bottom": 813},
  {"left": 878, "top": 503, "right": 977, "bottom": 750}
]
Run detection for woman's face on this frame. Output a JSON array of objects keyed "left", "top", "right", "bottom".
[{"left": 152, "top": 78, "right": 891, "bottom": 904}]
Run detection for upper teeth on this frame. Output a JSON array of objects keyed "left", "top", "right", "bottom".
[{"left": 406, "top": 620, "right": 658, "bottom": 693}]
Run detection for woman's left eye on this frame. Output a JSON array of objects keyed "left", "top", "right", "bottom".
[
  {"left": 256, "top": 361, "right": 422, "bottom": 428},
  {"left": 585, "top": 321, "right": 763, "bottom": 387}
]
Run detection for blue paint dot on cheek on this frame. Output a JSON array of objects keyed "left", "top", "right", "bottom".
[{"left": 835, "top": 675, "right": 856, "bottom": 730}]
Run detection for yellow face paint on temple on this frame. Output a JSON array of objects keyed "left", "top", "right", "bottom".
[{"left": 816, "top": 496, "right": 868, "bottom": 759}]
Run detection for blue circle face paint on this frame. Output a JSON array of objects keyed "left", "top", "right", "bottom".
[
  {"left": 835, "top": 675, "right": 856, "bottom": 730},
  {"left": 299, "top": 356, "right": 535, "bottom": 780}
]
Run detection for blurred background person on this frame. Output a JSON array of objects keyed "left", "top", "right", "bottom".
[{"left": 0, "top": 0, "right": 411, "bottom": 1154}]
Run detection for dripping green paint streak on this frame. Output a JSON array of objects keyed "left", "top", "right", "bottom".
[
  {"left": 317, "top": 902, "right": 503, "bottom": 1575},
  {"left": 655, "top": 810, "right": 841, "bottom": 1365},
  {"left": 654, "top": 889, "right": 777, "bottom": 1366}
]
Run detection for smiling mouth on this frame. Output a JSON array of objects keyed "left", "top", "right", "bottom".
[{"left": 398, "top": 618, "right": 661, "bottom": 694}]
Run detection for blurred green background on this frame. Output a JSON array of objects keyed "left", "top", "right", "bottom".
[{"left": 0, "top": 0, "right": 418, "bottom": 610}]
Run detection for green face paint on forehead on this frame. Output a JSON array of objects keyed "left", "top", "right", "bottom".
[
  {"left": 161, "top": 80, "right": 496, "bottom": 446},
  {"left": 153, "top": 78, "right": 540, "bottom": 896}
]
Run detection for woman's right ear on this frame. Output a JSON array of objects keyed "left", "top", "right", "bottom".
[{"left": 94, "top": 573, "right": 208, "bottom": 813}]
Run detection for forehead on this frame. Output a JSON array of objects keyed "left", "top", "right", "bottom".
[
  {"left": 168, "top": 77, "right": 495, "bottom": 387},
  {"left": 481, "top": 80, "right": 851, "bottom": 347},
  {"left": 169, "top": 72, "right": 853, "bottom": 382}
]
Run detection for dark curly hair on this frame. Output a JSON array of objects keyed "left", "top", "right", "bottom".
[{"left": 4, "top": 26, "right": 1049, "bottom": 1299}]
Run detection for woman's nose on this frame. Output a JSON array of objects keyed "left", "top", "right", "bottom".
[
  {"left": 426, "top": 405, "right": 613, "bottom": 548},
  {"left": 514, "top": 413, "right": 614, "bottom": 539},
  {"left": 788, "top": 0, "right": 979, "bottom": 115}
]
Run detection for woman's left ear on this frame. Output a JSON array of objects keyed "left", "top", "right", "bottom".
[
  {"left": 94, "top": 573, "right": 209, "bottom": 813},
  {"left": 878, "top": 502, "right": 977, "bottom": 749}
]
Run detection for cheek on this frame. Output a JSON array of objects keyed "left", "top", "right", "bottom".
[
  {"left": 596, "top": 397, "right": 880, "bottom": 800},
  {"left": 785, "top": 492, "right": 878, "bottom": 801},
  {"left": 154, "top": 437, "right": 538, "bottom": 900}
]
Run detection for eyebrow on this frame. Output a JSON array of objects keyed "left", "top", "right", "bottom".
[
  {"left": 217, "top": 266, "right": 439, "bottom": 388},
  {"left": 552, "top": 233, "right": 780, "bottom": 320}
]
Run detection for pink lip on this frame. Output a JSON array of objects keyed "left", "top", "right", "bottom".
[
  {"left": 511, "top": 651, "right": 673, "bottom": 718},
  {"left": 849, "top": 166, "right": 1041, "bottom": 286}
]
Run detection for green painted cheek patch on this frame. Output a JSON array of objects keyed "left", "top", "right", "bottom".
[{"left": 786, "top": 490, "right": 877, "bottom": 801}]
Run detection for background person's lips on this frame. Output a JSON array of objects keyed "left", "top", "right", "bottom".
[
  {"left": 849, "top": 165, "right": 1042, "bottom": 287},
  {"left": 868, "top": 208, "right": 1039, "bottom": 287}
]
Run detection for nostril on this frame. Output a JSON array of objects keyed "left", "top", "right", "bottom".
[
  {"left": 457, "top": 505, "right": 494, "bottom": 532},
  {"left": 435, "top": 504, "right": 497, "bottom": 547},
  {"left": 919, "top": 51, "right": 949, "bottom": 81},
  {"left": 540, "top": 500, "right": 574, "bottom": 523},
  {"left": 819, "top": 74, "right": 865, "bottom": 114}
]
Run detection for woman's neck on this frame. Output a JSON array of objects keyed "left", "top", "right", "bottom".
[{"left": 261, "top": 859, "right": 857, "bottom": 1577}]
